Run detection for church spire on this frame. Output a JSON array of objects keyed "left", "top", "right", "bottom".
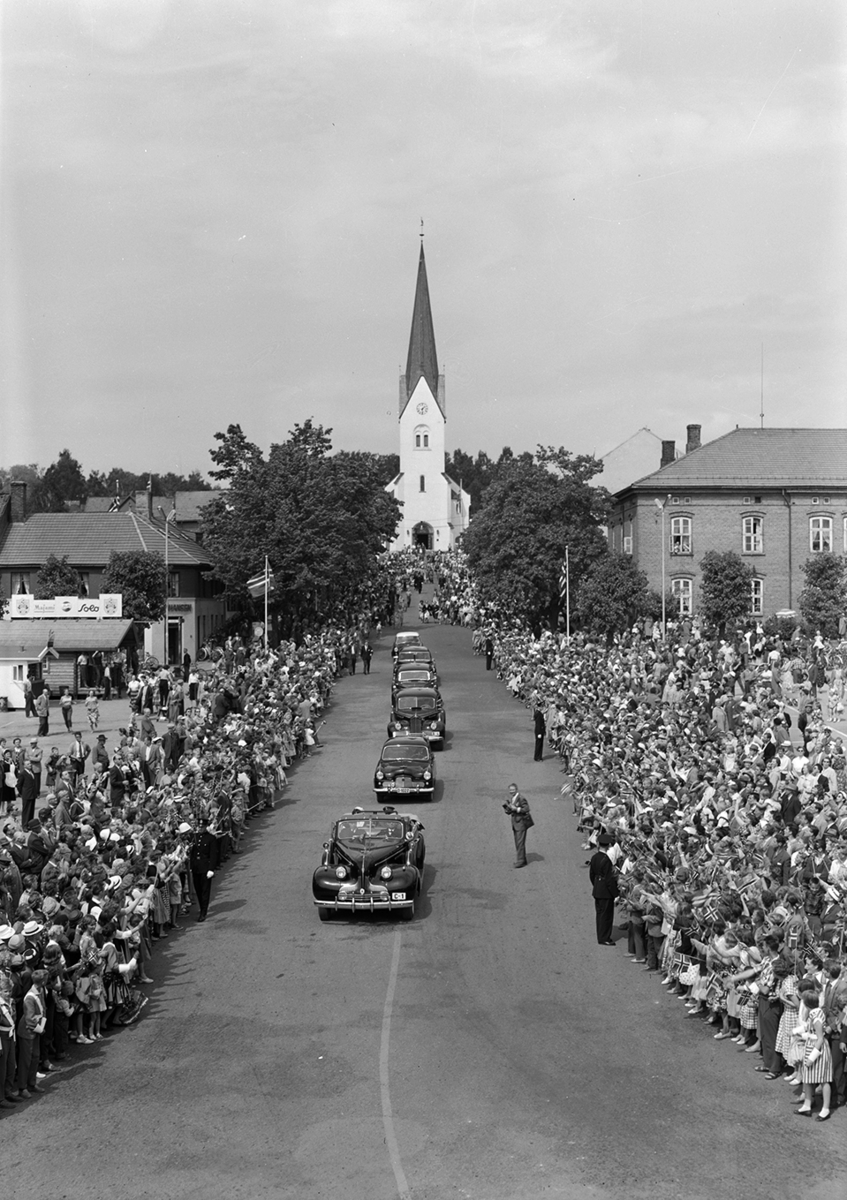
[{"left": 405, "top": 244, "right": 439, "bottom": 404}]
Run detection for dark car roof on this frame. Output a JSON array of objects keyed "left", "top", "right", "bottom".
[
  {"left": 393, "top": 685, "right": 440, "bottom": 698},
  {"left": 380, "top": 736, "right": 430, "bottom": 751}
]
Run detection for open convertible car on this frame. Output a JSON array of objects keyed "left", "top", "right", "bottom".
[
  {"left": 374, "top": 735, "right": 435, "bottom": 798},
  {"left": 313, "top": 807, "right": 426, "bottom": 922}
]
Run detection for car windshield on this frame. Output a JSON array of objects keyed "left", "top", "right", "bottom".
[
  {"left": 396, "top": 693, "right": 438, "bottom": 713},
  {"left": 382, "top": 744, "right": 429, "bottom": 761},
  {"left": 337, "top": 819, "right": 405, "bottom": 842},
  {"left": 395, "top": 670, "right": 431, "bottom": 682},
  {"left": 399, "top": 650, "right": 432, "bottom": 661}
]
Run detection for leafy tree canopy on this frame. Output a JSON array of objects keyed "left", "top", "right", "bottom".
[
  {"left": 699, "top": 550, "right": 755, "bottom": 634},
  {"left": 101, "top": 551, "right": 167, "bottom": 624},
  {"left": 799, "top": 554, "right": 847, "bottom": 638},
  {"left": 34, "top": 554, "right": 83, "bottom": 600},
  {"left": 38, "top": 450, "right": 88, "bottom": 512},
  {"left": 576, "top": 553, "right": 649, "bottom": 641},
  {"left": 202, "top": 420, "right": 401, "bottom": 632},
  {"left": 461, "top": 446, "right": 608, "bottom": 625}
]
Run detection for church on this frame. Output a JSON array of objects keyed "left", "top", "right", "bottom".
[{"left": 385, "top": 245, "right": 471, "bottom": 552}]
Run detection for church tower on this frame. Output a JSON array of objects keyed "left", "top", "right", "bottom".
[{"left": 385, "top": 244, "right": 471, "bottom": 552}]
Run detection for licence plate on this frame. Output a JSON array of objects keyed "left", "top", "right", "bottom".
[
  {"left": 392, "top": 892, "right": 406, "bottom": 900},
  {"left": 394, "top": 786, "right": 410, "bottom": 793}
]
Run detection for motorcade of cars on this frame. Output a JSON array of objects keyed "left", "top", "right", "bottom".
[
  {"left": 391, "top": 631, "right": 421, "bottom": 659},
  {"left": 388, "top": 685, "right": 446, "bottom": 749},
  {"left": 373, "top": 735, "right": 435, "bottom": 798},
  {"left": 312, "top": 806, "right": 426, "bottom": 922},
  {"left": 394, "top": 645, "right": 438, "bottom": 681}
]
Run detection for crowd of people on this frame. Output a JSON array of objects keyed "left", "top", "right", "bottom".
[
  {"left": 0, "top": 612, "right": 381, "bottom": 1109},
  {"left": 481, "top": 600, "right": 847, "bottom": 1121}
]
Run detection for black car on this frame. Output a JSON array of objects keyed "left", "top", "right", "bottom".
[
  {"left": 391, "top": 632, "right": 421, "bottom": 660},
  {"left": 391, "top": 663, "right": 438, "bottom": 701},
  {"left": 374, "top": 735, "right": 435, "bottom": 798},
  {"left": 388, "top": 685, "right": 446, "bottom": 749},
  {"left": 395, "top": 645, "right": 436, "bottom": 671},
  {"left": 312, "top": 807, "right": 426, "bottom": 922}
]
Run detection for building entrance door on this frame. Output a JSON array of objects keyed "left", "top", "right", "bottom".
[{"left": 412, "top": 522, "right": 433, "bottom": 551}]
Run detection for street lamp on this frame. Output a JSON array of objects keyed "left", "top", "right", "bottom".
[{"left": 158, "top": 506, "right": 178, "bottom": 664}]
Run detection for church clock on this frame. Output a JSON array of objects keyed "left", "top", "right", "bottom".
[{"left": 416, "top": 402, "right": 429, "bottom": 414}]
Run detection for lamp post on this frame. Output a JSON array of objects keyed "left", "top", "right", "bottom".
[
  {"left": 158, "top": 506, "right": 177, "bottom": 664},
  {"left": 654, "top": 495, "right": 671, "bottom": 640}
]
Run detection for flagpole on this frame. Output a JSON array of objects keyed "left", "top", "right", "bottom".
[
  {"left": 566, "top": 546, "right": 570, "bottom": 644},
  {"left": 264, "top": 555, "right": 269, "bottom": 652}
]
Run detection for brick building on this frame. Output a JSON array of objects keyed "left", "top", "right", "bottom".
[{"left": 609, "top": 426, "right": 847, "bottom": 619}]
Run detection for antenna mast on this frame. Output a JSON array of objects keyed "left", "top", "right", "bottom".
[{"left": 760, "top": 343, "right": 764, "bottom": 429}]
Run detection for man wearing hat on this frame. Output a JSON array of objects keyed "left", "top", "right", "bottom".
[
  {"left": 189, "top": 817, "right": 219, "bottom": 922},
  {"left": 26, "top": 738, "right": 43, "bottom": 795},
  {"left": 589, "top": 833, "right": 619, "bottom": 945}
]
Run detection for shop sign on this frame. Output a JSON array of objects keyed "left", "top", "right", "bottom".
[{"left": 9, "top": 594, "right": 123, "bottom": 619}]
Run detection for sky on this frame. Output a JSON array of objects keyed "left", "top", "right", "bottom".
[{"left": 1, "top": 0, "right": 845, "bottom": 480}]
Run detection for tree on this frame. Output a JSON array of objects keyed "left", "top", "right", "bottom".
[
  {"left": 699, "top": 550, "right": 755, "bottom": 634},
  {"left": 201, "top": 420, "right": 401, "bottom": 634},
  {"left": 34, "top": 554, "right": 83, "bottom": 599},
  {"left": 576, "top": 554, "right": 649, "bottom": 642},
  {"left": 799, "top": 555, "right": 847, "bottom": 637},
  {"left": 101, "top": 551, "right": 166, "bottom": 624},
  {"left": 37, "top": 450, "right": 88, "bottom": 512},
  {"left": 462, "top": 446, "right": 608, "bottom": 626}
]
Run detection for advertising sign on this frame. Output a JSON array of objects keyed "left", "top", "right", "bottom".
[{"left": 9, "top": 594, "right": 123, "bottom": 619}]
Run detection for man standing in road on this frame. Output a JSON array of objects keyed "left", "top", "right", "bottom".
[
  {"left": 190, "top": 817, "right": 219, "bottom": 922},
  {"left": 503, "top": 783, "right": 534, "bottom": 869},
  {"left": 589, "top": 833, "right": 619, "bottom": 945},
  {"left": 533, "top": 706, "right": 545, "bottom": 762},
  {"left": 484, "top": 634, "right": 494, "bottom": 671},
  {"left": 34, "top": 688, "right": 50, "bottom": 738}
]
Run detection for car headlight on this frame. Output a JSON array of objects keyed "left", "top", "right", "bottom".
[
  {"left": 394, "top": 722, "right": 403, "bottom": 730},
  {"left": 376, "top": 770, "right": 384, "bottom": 780},
  {"left": 335, "top": 866, "right": 347, "bottom": 879},
  {"left": 423, "top": 770, "right": 432, "bottom": 780},
  {"left": 380, "top": 866, "right": 392, "bottom": 880},
  {"left": 430, "top": 721, "right": 439, "bottom": 730}
]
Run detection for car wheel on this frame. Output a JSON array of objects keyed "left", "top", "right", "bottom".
[
  {"left": 398, "top": 903, "right": 415, "bottom": 922},
  {"left": 318, "top": 907, "right": 333, "bottom": 922}
]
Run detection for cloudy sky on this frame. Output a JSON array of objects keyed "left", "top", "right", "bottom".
[{"left": 1, "top": 0, "right": 844, "bottom": 479}]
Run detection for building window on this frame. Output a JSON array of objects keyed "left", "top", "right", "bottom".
[
  {"left": 623, "top": 534, "right": 633, "bottom": 555},
  {"left": 419, "top": 475, "right": 426, "bottom": 493},
  {"left": 750, "top": 578, "right": 764, "bottom": 615},
  {"left": 810, "top": 515, "right": 832, "bottom": 552},
  {"left": 414, "top": 424, "right": 430, "bottom": 450},
  {"left": 670, "top": 516, "right": 692, "bottom": 555},
  {"left": 415, "top": 433, "right": 421, "bottom": 447},
  {"left": 168, "top": 571, "right": 180, "bottom": 597},
  {"left": 672, "top": 578, "right": 693, "bottom": 615},
  {"left": 78, "top": 572, "right": 90, "bottom": 597},
  {"left": 12, "top": 572, "right": 30, "bottom": 595},
  {"left": 742, "top": 515, "right": 763, "bottom": 554}
]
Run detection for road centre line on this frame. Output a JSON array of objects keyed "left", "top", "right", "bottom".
[{"left": 380, "top": 929, "right": 412, "bottom": 1200}]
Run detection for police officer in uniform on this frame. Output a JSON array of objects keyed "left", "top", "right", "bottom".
[
  {"left": 589, "top": 833, "right": 618, "bottom": 945},
  {"left": 189, "top": 818, "right": 219, "bottom": 922}
]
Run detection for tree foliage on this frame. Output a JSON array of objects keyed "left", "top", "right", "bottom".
[
  {"left": 34, "top": 554, "right": 83, "bottom": 599},
  {"left": 698, "top": 550, "right": 755, "bottom": 633},
  {"left": 799, "top": 554, "right": 847, "bottom": 637},
  {"left": 101, "top": 551, "right": 166, "bottom": 624},
  {"left": 576, "top": 553, "right": 649, "bottom": 640},
  {"left": 462, "top": 446, "right": 609, "bottom": 625},
  {"left": 201, "top": 420, "right": 401, "bottom": 633},
  {"left": 37, "top": 450, "right": 88, "bottom": 512}
]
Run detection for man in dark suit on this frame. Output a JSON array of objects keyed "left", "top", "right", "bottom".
[
  {"left": 502, "top": 783, "right": 533, "bottom": 868},
  {"left": 533, "top": 708, "right": 545, "bottom": 761},
  {"left": 589, "top": 833, "right": 618, "bottom": 945},
  {"left": 189, "top": 818, "right": 219, "bottom": 922},
  {"left": 16, "top": 766, "right": 39, "bottom": 831}
]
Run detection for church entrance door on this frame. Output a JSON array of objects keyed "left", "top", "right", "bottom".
[{"left": 412, "top": 522, "right": 433, "bottom": 551}]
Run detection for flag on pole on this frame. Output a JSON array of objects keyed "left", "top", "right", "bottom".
[
  {"left": 559, "top": 559, "right": 568, "bottom": 599},
  {"left": 246, "top": 564, "right": 275, "bottom": 599}
]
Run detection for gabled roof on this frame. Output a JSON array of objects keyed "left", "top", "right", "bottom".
[
  {"left": 619, "top": 428, "right": 847, "bottom": 495},
  {"left": 404, "top": 245, "right": 440, "bottom": 412},
  {"left": 0, "top": 512, "right": 213, "bottom": 568},
  {"left": 0, "top": 619, "right": 134, "bottom": 658}
]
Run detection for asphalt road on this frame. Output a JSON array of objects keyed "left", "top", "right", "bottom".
[{"left": 4, "top": 622, "right": 847, "bottom": 1200}]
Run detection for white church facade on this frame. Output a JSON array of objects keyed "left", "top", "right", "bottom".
[{"left": 385, "top": 246, "right": 471, "bottom": 552}]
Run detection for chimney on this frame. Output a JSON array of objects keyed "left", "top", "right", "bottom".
[
  {"left": 660, "top": 440, "right": 675, "bottom": 469},
  {"left": 10, "top": 480, "right": 27, "bottom": 522},
  {"left": 133, "top": 487, "right": 153, "bottom": 520},
  {"left": 685, "top": 424, "right": 701, "bottom": 454}
]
